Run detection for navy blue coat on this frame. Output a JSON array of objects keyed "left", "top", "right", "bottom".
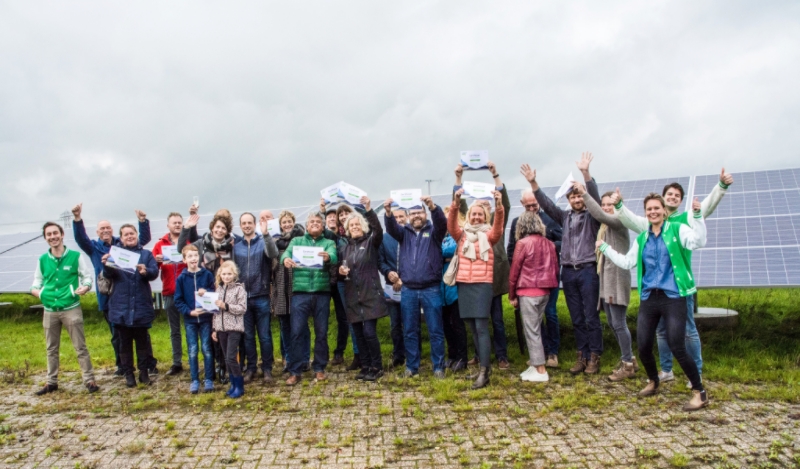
[
  {"left": 103, "top": 245, "right": 159, "bottom": 327},
  {"left": 384, "top": 205, "right": 447, "bottom": 290},
  {"left": 174, "top": 267, "right": 216, "bottom": 324},
  {"left": 378, "top": 231, "right": 400, "bottom": 283}
]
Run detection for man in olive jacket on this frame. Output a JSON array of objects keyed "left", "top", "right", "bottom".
[{"left": 280, "top": 212, "right": 339, "bottom": 385}]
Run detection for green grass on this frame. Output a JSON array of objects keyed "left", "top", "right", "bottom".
[{"left": 1, "top": 289, "right": 799, "bottom": 398}]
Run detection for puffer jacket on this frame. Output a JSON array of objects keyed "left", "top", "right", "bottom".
[
  {"left": 103, "top": 245, "right": 159, "bottom": 327},
  {"left": 337, "top": 210, "right": 389, "bottom": 323},
  {"left": 508, "top": 234, "right": 559, "bottom": 302},
  {"left": 279, "top": 232, "right": 338, "bottom": 293},
  {"left": 212, "top": 282, "right": 247, "bottom": 333},
  {"left": 447, "top": 202, "right": 505, "bottom": 284}
]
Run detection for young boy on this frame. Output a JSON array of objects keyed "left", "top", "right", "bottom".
[{"left": 174, "top": 245, "right": 216, "bottom": 393}]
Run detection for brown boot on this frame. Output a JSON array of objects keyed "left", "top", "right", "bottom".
[
  {"left": 569, "top": 352, "right": 587, "bottom": 375},
  {"left": 631, "top": 356, "right": 640, "bottom": 372},
  {"left": 638, "top": 380, "right": 659, "bottom": 397},
  {"left": 608, "top": 361, "right": 635, "bottom": 382},
  {"left": 545, "top": 355, "right": 559, "bottom": 368},
  {"left": 285, "top": 375, "right": 301, "bottom": 386},
  {"left": 584, "top": 353, "right": 600, "bottom": 374},
  {"left": 683, "top": 390, "right": 709, "bottom": 412}
]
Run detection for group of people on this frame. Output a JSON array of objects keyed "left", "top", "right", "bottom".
[{"left": 30, "top": 155, "right": 734, "bottom": 412}]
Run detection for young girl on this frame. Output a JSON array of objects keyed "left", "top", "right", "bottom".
[{"left": 211, "top": 261, "right": 248, "bottom": 398}]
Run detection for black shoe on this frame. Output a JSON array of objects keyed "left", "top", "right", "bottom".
[
  {"left": 364, "top": 369, "right": 384, "bottom": 382},
  {"left": 282, "top": 364, "right": 290, "bottom": 374},
  {"left": 148, "top": 366, "right": 159, "bottom": 375},
  {"left": 346, "top": 354, "right": 362, "bottom": 371},
  {"left": 243, "top": 369, "right": 256, "bottom": 384},
  {"left": 450, "top": 359, "right": 467, "bottom": 372},
  {"left": 300, "top": 362, "right": 311, "bottom": 373},
  {"left": 355, "top": 368, "right": 369, "bottom": 381},
  {"left": 392, "top": 357, "right": 406, "bottom": 368},
  {"left": 86, "top": 382, "right": 100, "bottom": 393},
  {"left": 113, "top": 368, "right": 124, "bottom": 377},
  {"left": 125, "top": 373, "right": 137, "bottom": 388},
  {"left": 139, "top": 369, "right": 151, "bottom": 386},
  {"left": 165, "top": 365, "right": 183, "bottom": 376},
  {"left": 35, "top": 384, "right": 58, "bottom": 396},
  {"left": 331, "top": 354, "right": 345, "bottom": 366},
  {"left": 218, "top": 368, "right": 229, "bottom": 385},
  {"left": 263, "top": 370, "right": 274, "bottom": 384}
]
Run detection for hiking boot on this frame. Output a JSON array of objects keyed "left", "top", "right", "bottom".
[
  {"left": 608, "top": 361, "right": 636, "bottom": 382},
  {"left": 471, "top": 367, "right": 490, "bottom": 389},
  {"left": 467, "top": 357, "right": 478, "bottom": 366},
  {"left": 125, "top": 373, "right": 137, "bottom": 388},
  {"left": 165, "top": 365, "right": 183, "bottom": 376},
  {"left": 638, "top": 380, "right": 659, "bottom": 397},
  {"left": 355, "top": 368, "right": 369, "bottom": 381},
  {"left": 139, "top": 369, "right": 151, "bottom": 386},
  {"left": 86, "top": 381, "right": 100, "bottom": 393},
  {"left": 498, "top": 359, "right": 510, "bottom": 370},
  {"left": 658, "top": 370, "right": 674, "bottom": 382},
  {"left": 262, "top": 370, "right": 274, "bottom": 384},
  {"left": 331, "top": 354, "right": 345, "bottom": 366},
  {"left": 315, "top": 372, "right": 327, "bottom": 381},
  {"left": 569, "top": 352, "right": 587, "bottom": 375},
  {"left": 35, "top": 384, "right": 58, "bottom": 396},
  {"left": 631, "top": 356, "right": 640, "bottom": 372},
  {"left": 584, "top": 353, "right": 600, "bottom": 374},
  {"left": 683, "top": 390, "right": 709, "bottom": 412},
  {"left": 285, "top": 375, "right": 301, "bottom": 386},
  {"left": 364, "top": 369, "right": 384, "bottom": 382},
  {"left": 242, "top": 369, "right": 255, "bottom": 384},
  {"left": 346, "top": 355, "right": 361, "bottom": 371},
  {"left": 545, "top": 355, "right": 559, "bottom": 368}
]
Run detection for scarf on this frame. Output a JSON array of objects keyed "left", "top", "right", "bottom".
[
  {"left": 462, "top": 223, "right": 492, "bottom": 262},
  {"left": 276, "top": 224, "right": 305, "bottom": 250},
  {"left": 596, "top": 223, "right": 608, "bottom": 274},
  {"left": 202, "top": 232, "right": 233, "bottom": 272}
]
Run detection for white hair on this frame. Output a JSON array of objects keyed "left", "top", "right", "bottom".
[
  {"left": 344, "top": 212, "right": 370, "bottom": 237},
  {"left": 520, "top": 188, "right": 535, "bottom": 201}
]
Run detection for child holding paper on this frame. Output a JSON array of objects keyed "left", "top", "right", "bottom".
[
  {"left": 174, "top": 245, "right": 217, "bottom": 394},
  {"left": 210, "top": 261, "right": 248, "bottom": 398}
]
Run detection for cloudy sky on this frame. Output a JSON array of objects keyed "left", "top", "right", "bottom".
[{"left": 1, "top": 1, "right": 798, "bottom": 233}]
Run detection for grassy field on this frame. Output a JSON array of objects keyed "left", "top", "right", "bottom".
[{"left": 1, "top": 288, "right": 798, "bottom": 401}]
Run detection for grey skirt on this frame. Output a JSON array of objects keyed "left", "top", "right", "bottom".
[{"left": 457, "top": 283, "right": 493, "bottom": 319}]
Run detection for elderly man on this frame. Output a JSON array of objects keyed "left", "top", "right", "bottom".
[{"left": 72, "top": 203, "right": 151, "bottom": 376}]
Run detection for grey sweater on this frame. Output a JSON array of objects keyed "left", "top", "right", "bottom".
[
  {"left": 582, "top": 193, "right": 631, "bottom": 307},
  {"left": 535, "top": 178, "right": 601, "bottom": 266}
]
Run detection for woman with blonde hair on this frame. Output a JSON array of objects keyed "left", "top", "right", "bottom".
[
  {"left": 211, "top": 260, "right": 248, "bottom": 398},
  {"left": 272, "top": 210, "right": 307, "bottom": 373}
]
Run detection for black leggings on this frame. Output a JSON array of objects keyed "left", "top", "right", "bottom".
[
  {"left": 442, "top": 302, "right": 468, "bottom": 362},
  {"left": 638, "top": 290, "right": 703, "bottom": 391},
  {"left": 116, "top": 325, "right": 153, "bottom": 376},
  {"left": 351, "top": 319, "right": 382, "bottom": 370},
  {"left": 217, "top": 331, "right": 243, "bottom": 378}
]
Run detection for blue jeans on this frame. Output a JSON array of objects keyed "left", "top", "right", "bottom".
[
  {"left": 542, "top": 287, "right": 561, "bottom": 357},
  {"left": 337, "top": 282, "right": 359, "bottom": 355},
  {"left": 185, "top": 321, "right": 213, "bottom": 382},
  {"left": 657, "top": 294, "right": 703, "bottom": 374},
  {"left": 244, "top": 296, "right": 273, "bottom": 372},
  {"left": 387, "top": 301, "right": 405, "bottom": 361},
  {"left": 400, "top": 285, "right": 445, "bottom": 374},
  {"left": 289, "top": 293, "right": 331, "bottom": 376},
  {"left": 561, "top": 266, "right": 602, "bottom": 357},
  {"left": 489, "top": 295, "right": 508, "bottom": 361}
]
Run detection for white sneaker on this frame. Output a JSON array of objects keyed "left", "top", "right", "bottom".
[
  {"left": 525, "top": 369, "right": 549, "bottom": 383},
  {"left": 658, "top": 370, "right": 674, "bottom": 382},
  {"left": 520, "top": 366, "right": 536, "bottom": 380}
]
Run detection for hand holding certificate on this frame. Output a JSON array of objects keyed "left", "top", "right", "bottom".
[
  {"left": 383, "top": 283, "right": 401, "bottom": 302},
  {"left": 321, "top": 181, "right": 344, "bottom": 204},
  {"left": 337, "top": 182, "right": 368, "bottom": 207},
  {"left": 554, "top": 172, "right": 577, "bottom": 200},
  {"left": 292, "top": 246, "right": 325, "bottom": 268},
  {"left": 266, "top": 219, "right": 281, "bottom": 237},
  {"left": 389, "top": 189, "right": 422, "bottom": 209},
  {"left": 460, "top": 150, "right": 489, "bottom": 170},
  {"left": 461, "top": 181, "right": 496, "bottom": 200},
  {"left": 106, "top": 246, "right": 141, "bottom": 271},
  {"left": 161, "top": 245, "right": 181, "bottom": 264},
  {"left": 195, "top": 291, "right": 220, "bottom": 313}
]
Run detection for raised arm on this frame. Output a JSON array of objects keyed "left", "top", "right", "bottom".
[
  {"left": 581, "top": 190, "right": 624, "bottom": 229},
  {"left": 72, "top": 219, "right": 95, "bottom": 256},
  {"left": 534, "top": 188, "right": 565, "bottom": 226},
  {"left": 383, "top": 199, "right": 404, "bottom": 243},
  {"left": 679, "top": 199, "right": 707, "bottom": 250},
  {"left": 177, "top": 226, "right": 194, "bottom": 253},
  {"left": 364, "top": 209, "right": 384, "bottom": 248},
  {"left": 609, "top": 187, "right": 649, "bottom": 234},
  {"left": 598, "top": 239, "right": 639, "bottom": 270},
  {"left": 428, "top": 199, "right": 448, "bottom": 244},
  {"left": 700, "top": 168, "right": 733, "bottom": 219},
  {"left": 137, "top": 213, "right": 151, "bottom": 247},
  {"left": 487, "top": 193, "right": 505, "bottom": 245},
  {"left": 447, "top": 200, "right": 464, "bottom": 242}
]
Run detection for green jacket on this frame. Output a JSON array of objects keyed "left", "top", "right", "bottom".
[
  {"left": 280, "top": 233, "right": 338, "bottom": 293},
  {"left": 31, "top": 247, "right": 93, "bottom": 312},
  {"left": 599, "top": 213, "right": 706, "bottom": 298}
]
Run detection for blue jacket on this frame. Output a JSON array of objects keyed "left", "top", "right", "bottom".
[
  {"left": 73, "top": 218, "right": 151, "bottom": 311},
  {"left": 441, "top": 234, "right": 458, "bottom": 306},
  {"left": 232, "top": 233, "right": 277, "bottom": 298},
  {"left": 384, "top": 205, "right": 447, "bottom": 290},
  {"left": 378, "top": 232, "right": 400, "bottom": 283},
  {"left": 103, "top": 245, "right": 159, "bottom": 327},
  {"left": 174, "top": 267, "right": 216, "bottom": 324}
]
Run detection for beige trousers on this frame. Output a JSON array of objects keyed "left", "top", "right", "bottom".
[{"left": 44, "top": 307, "right": 95, "bottom": 385}]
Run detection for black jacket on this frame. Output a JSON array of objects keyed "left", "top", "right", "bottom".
[{"left": 338, "top": 210, "right": 389, "bottom": 323}]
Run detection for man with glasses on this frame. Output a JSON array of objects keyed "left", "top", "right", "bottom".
[{"left": 507, "top": 189, "right": 563, "bottom": 368}]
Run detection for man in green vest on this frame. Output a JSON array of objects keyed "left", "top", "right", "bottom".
[{"left": 30, "top": 222, "right": 99, "bottom": 395}]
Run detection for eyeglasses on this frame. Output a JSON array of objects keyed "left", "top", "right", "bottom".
[{"left": 522, "top": 204, "right": 539, "bottom": 211}]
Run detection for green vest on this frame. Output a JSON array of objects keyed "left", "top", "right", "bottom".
[
  {"left": 634, "top": 219, "right": 697, "bottom": 298},
  {"left": 38, "top": 248, "right": 82, "bottom": 312}
]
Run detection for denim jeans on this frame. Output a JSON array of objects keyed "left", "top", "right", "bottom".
[
  {"left": 289, "top": 293, "right": 331, "bottom": 376},
  {"left": 244, "top": 295, "right": 273, "bottom": 372},
  {"left": 387, "top": 301, "right": 405, "bottom": 362},
  {"left": 489, "top": 295, "right": 508, "bottom": 361},
  {"left": 163, "top": 296, "right": 183, "bottom": 367},
  {"left": 561, "top": 266, "right": 602, "bottom": 356},
  {"left": 657, "top": 294, "right": 703, "bottom": 375},
  {"left": 400, "top": 285, "right": 445, "bottom": 374},
  {"left": 185, "top": 321, "right": 214, "bottom": 382},
  {"left": 542, "top": 287, "right": 561, "bottom": 357},
  {"left": 637, "top": 290, "right": 703, "bottom": 391},
  {"left": 337, "top": 282, "right": 359, "bottom": 355}
]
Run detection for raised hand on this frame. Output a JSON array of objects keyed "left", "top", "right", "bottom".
[
  {"left": 360, "top": 196, "right": 371, "bottom": 211},
  {"left": 185, "top": 214, "right": 200, "bottom": 228},
  {"left": 454, "top": 188, "right": 465, "bottom": 203},
  {"left": 487, "top": 160, "right": 497, "bottom": 176},
  {"left": 421, "top": 195, "right": 435, "bottom": 210},
  {"left": 520, "top": 164, "right": 536, "bottom": 184},
  {"left": 492, "top": 190, "right": 502, "bottom": 203},
  {"left": 720, "top": 167, "right": 734, "bottom": 186},
  {"left": 383, "top": 198, "right": 394, "bottom": 215},
  {"left": 576, "top": 152, "right": 594, "bottom": 173},
  {"left": 72, "top": 203, "right": 83, "bottom": 221},
  {"left": 608, "top": 187, "right": 623, "bottom": 206},
  {"left": 454, "top": 164, "right": 464, "bottom": 178},
  {"left": 692, "top": 197, "right": 701, "bottom": 213},
  {"left": 260, "top": 218, "right": 268, "bottom": 235},
  {"left": 189, "top": 204, "right": 198, "bottom": 216},
  {"left": 134, "top": 209, "right": 147, "bottom": 222},
  {"left": 571, "top": 180, "right": 586, "bottom": 196},
  {"left": 319, "top": 198, "right": 327, "bottom": 214}
]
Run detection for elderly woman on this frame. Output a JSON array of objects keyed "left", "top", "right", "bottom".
[
  {"left": 102, "top": 224, "right": 160, "bottom": 388},
  {"left": 338, "top": 196, "right": 388, "bottom": 381},
  {"left": 508, "top": 211, "right": 558, "bottom": 382},
  {"left": 598, "top": 194, "right": 709, "bottom": 411},
  {"left": 272, "top": 210, "right": 307, "bottom": 373},
  {"left": 446, "top": 189, "right": 505, "bottom": 389},
  {"left": 572, "top": 182, "right": 637, "bottom": 382}
]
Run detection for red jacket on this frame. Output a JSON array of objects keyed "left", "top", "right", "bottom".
[
  {"left": 508, "top": 234, "right": 559, "bottom": 301},
  {"left": 152, "top": 233, "right": 187, "bottom": 297}
]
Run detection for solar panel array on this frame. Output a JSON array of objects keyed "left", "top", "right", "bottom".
[{"left": 1, "top": 168, "right": 799, "bottom": 292}]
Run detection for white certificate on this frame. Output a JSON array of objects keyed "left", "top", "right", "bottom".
[
  {"left": 383, "top": 283, "right": 401, "bottom": 302},
  {"left": 161, "top": 245, "right": 181, "bottom": 264},
  {"left": 266, "top": 219, "right": 281, "bottom": 237},
  {"left": 554, "top": 172, "right": 577, "bottom": 200},
  {"left": 390, "top": 189, "right": 422, "bottom": 210},
  {"left": 195, "top": 292, "right": 220, "bottom": 313},
  {"left": 107, "top": 246, "right": 140, "bottom": 271},
  {"left": 461, "top": 181, "right": 495, "bottom": 200},
  {"left": 460, "top": 150, "right": 489, "bottom": 170},
  {"left": 321, "top": 181, "right": 343, "bottom": 203},
  {"left": 337, "top": 182, "right": 367, "bottom": 206},
  {"left": 292, "top": 246, "right": 324, "bottom": 268}
]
